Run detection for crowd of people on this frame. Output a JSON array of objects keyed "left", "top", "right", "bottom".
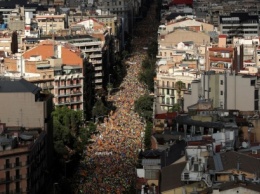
[{"left": 77, "top": 2, "right": 159, "bottom": 194}]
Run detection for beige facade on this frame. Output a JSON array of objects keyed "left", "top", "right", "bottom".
[
  {"left": 0, "top": 79, "right": 53, "bottom": 194},
  {"left": 155, "top": 63, "right": 200, "bottom": 114},
  {"left": 162, "top": 18, "right": 214, "bottom": 34},
  {"left": 36, "top": 14, "right": 66, "bottom": 35},
  {"left": 159, "top": 29, "right": 210, "bottom": 47},
  {"left": 184, "top": 72, "right": 259, "bottom": 112}
]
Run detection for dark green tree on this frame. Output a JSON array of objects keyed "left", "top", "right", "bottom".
[
  {"left": 92, "top": 99, "right": 109, "bottom": 118},
  {"left": 134, "top": 94, "right": 154, "bottom": 121},
  {"left": 52, "top": 106, "right": 85, "bottom": 158},
  {"left": 83, "top": 58, "right": 94, "bottom": 120},
  {"left": 144, "top": 121, "right": 153, "bottom": 150}
]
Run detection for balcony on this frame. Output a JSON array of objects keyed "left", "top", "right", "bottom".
[
  {"left": 158, "top": 93, "right": 165, "bottom": 96},
  {"left": 81, "top": 47, "right": 102, "bottom": 52},
  {"left": 4, "top": 164, "right": 11, "bottom": 169},
  {"left": 56, "top": 100, "right": 83, "bottom": 106},
  {"left": 94, "top": 79, "right": 102, "bottom": 83},
  {"left": 0, "top": 177, "right": 12, "bottom": 184},
  {"left": 71, "top": 41, "right": 101, "bottom": 47},
  {"left": 14, "top": 175, "right": 22, "bottom": 181},
  {"left": 92, "top": 60, "right": 102, "bottom": 64},
  {"left": 157, "top": 84, "right": 172, "bottom": 89},
  {"left": 14, "top": 162, "right": 22, "bottom": 168},
  {"left": 94, "top": 66, "right": 102, "bottom": 71},
  {"left": 57, "top": 84, "right": 82, "bottom": 89},
  {"left": 89, "top": 54, "right": 102, "bottom": 58},
  {"left": 57, "top": 92, "right": 82, "bottom": 97},
  {"left": 95, "top": 72, "right": 103, "bottom": 77},
  {"left": 160, "top": 101, "right": 174, "bottom": 106}
]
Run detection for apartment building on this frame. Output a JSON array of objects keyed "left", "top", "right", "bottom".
[
  {"left": 96, "top": 0, "right": 137, "bottom": 34},
  {"left": 204, "top": 35, "right": 241, "bottom": 74},
  {"left": 0, "top": 78, "right": 53, "bottom": 194},
  {"left": 219, "top": 13, "right": 259, "bottom": 44},
  {"left": 184, "top": 71, "right": 260, "bottom": 112},
  {"left": 154, "top": 61, "right": 200, "bottom": 114},
  {"left": 158, "top": 28, "right": 210, "bottom": 47},
  {"left": 35, "top": 14, "right": 66, "bottom": 35},
  {"left": 158, "top": 16, "right": 214, "bottom": 36},
  {"left": 3, "top": 42, "right": 85, "bottom": 111},
  {"left": 53, "top": 65, "right": 84, "bottom": 111}
]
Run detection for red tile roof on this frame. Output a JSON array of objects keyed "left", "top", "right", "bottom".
[{"left": 23, "top": 44, "right": 83, "bottom": 66}]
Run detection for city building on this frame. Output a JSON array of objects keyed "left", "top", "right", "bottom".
[
  {"left": 158, "top": 28, "right": 211, "bottom": 47},
  {"left": 206, "top": 42, "right": 238, "bottom": 73},
  {"left": 158, "top": 16, "right": 214, "bottom": 36},
  {"left": 35, "top": 13, "right": 66, "bottom": 35},
  {"left": 0, "top": 77, "right": 53, "bottom": 194},
  {"left": 219, "top": 13, "right": 259, "bottom": 44},
  {"left": 184, "top": 71, "right": 260, "bottom": 112}
]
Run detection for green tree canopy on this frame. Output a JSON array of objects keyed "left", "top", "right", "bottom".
[
  {"left": 144, "top": 121, "right": 153, "bottom": 150},
  {"left": 52, "top": 106, "right": 85, "bottom": 158},
  {"left": 92, "top": 99, "right": 109, "bottom": 118},
  {"left": 134, "top": 94, "right": 154, "bottom": 121}
]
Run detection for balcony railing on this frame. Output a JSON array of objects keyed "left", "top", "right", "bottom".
[
  {"left": 14, "top": 162, "right": 22, "bottom": 167},
  {"left": 94, "top": 79, "right": 102, "bottom": 83},
  {"left": 94, "top": 66, "right": 102, "bottom": 70},
  {"left": 57, "top": 92, "right": 82, "bottom": 97},
  {"left": 4, "top": 164, "right": 11, "bottom": 169},
  {"left": 71, "top": 41, "right": 101, "bottom": 47},
  {"left": 0, "top": 177, "right": 12, "bottom": 184},
  {"left": 56, "top": 100, "right": 83, "bottom": 106},
  {"left": 95, "top": 72, "right": 103, "bottom": 77},
  {"left": 57, "top": 84, "right": 82, "bottom": 89},
  {"left": 89, "top": 54, "right": 102, "bottom": 58},
  {"left": 14, "top": 175, "right": 22, "bottom": 181},
  {"left": 160, "top": 101, "right": 175, "bottom": 106},
  {"left": 81, "top": 47, "right": 102, "bottom": 52},
  {"left": 92, "top": 60, "right": 102, "bottom": 64}
]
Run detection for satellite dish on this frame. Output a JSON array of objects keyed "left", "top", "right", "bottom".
[{"left": 242, "top": 141, "right": 248, "bottom": 148}]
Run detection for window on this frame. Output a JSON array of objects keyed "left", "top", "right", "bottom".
[
  {"left": 220, "top": 91, "right": 223, "bottom": 95},
  {"left": 16, "top": 181, "right": 20, "bottom": 193},
  {"left": 119, "top": 1, "right": 121, "bottom": 5},
  {"left": 15, "top": 157, "right": 19, "bottom": 167},
  {"left": 5, "top": 159, "right": 10, "bottom": 169},
  {"left": 16, "top": 169, "right": 20, "bottom": 180},
  {"left": 220, "top": 80, "right": 223, "bottom": 85},
  {"left": 5, "top": 183, "right": 9, "bottom": 194}
]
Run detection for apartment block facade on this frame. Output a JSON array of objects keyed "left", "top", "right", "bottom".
[
  {"left": 184, "top": 72, "right": 259, "bottom": 112},
  {"left": 0, "top": 78, "right": 53, "bottom": 194},
  {"left": 219, "top": 13, "right": 259, "bottom": 44}
]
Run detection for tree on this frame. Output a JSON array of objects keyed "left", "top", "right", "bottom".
[
  {"left": 52, "top": 106, "right": 84, "bottom": 158},
  {"left": 134, "top": 94, "right": 154, "bottom": 121},
  {"left": 168, "top": 103, "right": 181, "bottom": 112},
  {"left": 175, "top": 81, "right": 185, "bottom": 102},
  {"left": 92, "top": 99, "right": 109, "bottom": 118},
  {"left": 144, "top": 121, "right": 153, "bottom": 150}
]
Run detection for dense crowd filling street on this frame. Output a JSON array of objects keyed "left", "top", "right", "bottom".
[{"left": 78, "top": 1, "right": 159, "bottom": 193}]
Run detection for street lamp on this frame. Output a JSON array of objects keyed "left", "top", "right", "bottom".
[{"left": 53, "top": 183, "right": 58, "bottom": 194}]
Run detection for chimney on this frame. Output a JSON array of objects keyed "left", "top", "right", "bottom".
[{"left": 218, "top": 35, "right": 227, "bottom": 48}]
